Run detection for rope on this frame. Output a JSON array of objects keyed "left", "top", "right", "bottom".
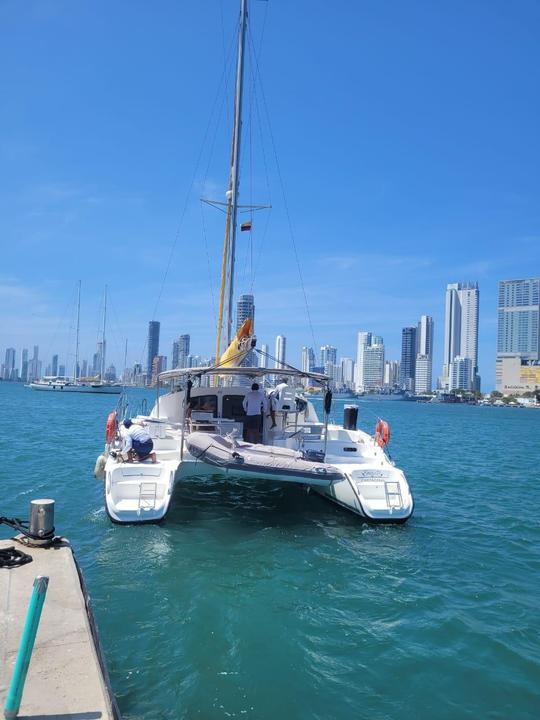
[
  {"left": 0, "top": 516, "right": 55, "bottom": 543},
  {"left": 247, "top": 29, "right": 318, "bottom": 351},
  {"left": 253, "top": 347, "right": 326, "bottom": 386},
  {"left": 0, "top": 546, "right": 32, "bottom": 569}
]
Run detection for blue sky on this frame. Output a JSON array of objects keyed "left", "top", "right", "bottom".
[{"left": 1, "top": 0, "right": 539, "bottom": 389}]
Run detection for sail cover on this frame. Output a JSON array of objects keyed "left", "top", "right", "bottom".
[{"left": 219, "top": 318, "right": 255, "bottom": 368}]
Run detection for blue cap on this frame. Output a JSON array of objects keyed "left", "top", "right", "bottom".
[{"left": 123, "top": 419, "right": 133, "bottom": 428}]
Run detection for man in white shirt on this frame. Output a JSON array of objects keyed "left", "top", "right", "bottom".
[
  {"left": 119, "top": 419, "right": 157, "bottom": 463},
  {"left": 242, "top": 383, "right": 268, "bottom": 443}
]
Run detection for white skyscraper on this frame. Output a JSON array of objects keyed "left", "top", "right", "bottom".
[
  {"left": 172, "top": 334, "right": 190, "bottom": 369},
  {"left": 274, "top": 335, "right": 286, "bottom": 369},
  {"left": 355, "top": 332, "right": 384, "bottom": 390},
  {"left": 320, "top": 345, "right": 337, "bottom": 366},
  {"left": 449, "top": 357, "right": 473, "bottom": 391},
  {"left": 301, "top": 346, "right": 315, "bottom": 373},
  {"left": 416, "top": 315, "right": 434, "bottom": 393},
  {"left": 442, "top": 282, "right": 480, "bottom": 391},
  {"left": 259, "top": 343, "right": 269, "bottom": 368},
  {"left": 415, "top": 355, "right": 431, "bottom": 394},
  {"left": 355, "top": 332, "right": 372, "bottom": 391},
  {"left": 363, "top": 340, "right": 385, "bottom": 390},
  {"left": 340, "top": 357, "right": 355, "bottom": 390},
  {"left": 384, "top": 360, "right": 400, "bottom": 388},
  {"left": 301, "top": 346, "right": 316, "bottom": 387}
]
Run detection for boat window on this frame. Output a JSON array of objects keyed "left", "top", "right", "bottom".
[
  {"left": 188, "top": 394, "right": 218, "bottom": 417},
  {"left": 222, "top": 394, "right": 246, "bottom": 421}
]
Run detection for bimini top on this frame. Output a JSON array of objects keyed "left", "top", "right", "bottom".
[{"left": 158, "top": 365, "right": 329, "bottom": 384}]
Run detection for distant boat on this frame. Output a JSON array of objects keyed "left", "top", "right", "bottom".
[
  {"left": 29, "top": 377, "right": 122, "bottom": 394},
  {"left": 330, "top": 390, "right": 357, "bottom": 399},
  {"left": 358, "top": 390, "right": 406, "bottom": 401},
  {"left": 29, "top": 283, "right": 121, "bottom": 395}
]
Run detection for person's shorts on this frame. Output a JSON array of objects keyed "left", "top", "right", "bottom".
[
  {"left": 244, "top": 414, "right": 261, "bottom": 431},
  {"left": 132, "top": 438, "right": 153, "bottom": 457}
]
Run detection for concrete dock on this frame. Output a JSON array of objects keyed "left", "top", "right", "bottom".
[{"left": 0, "top": 538, "right": 119, "bottom": 719}]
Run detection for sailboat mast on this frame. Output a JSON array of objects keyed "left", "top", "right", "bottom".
[
  {"left": 216, "top": 0, "right": 248, "bottom": 362},
  {"left": 74, "top": 280, "right": 81, "bottom": 382},
  {"left": 101, "top": 285, "right": 107, "bottom": 382},
  {"left": 226, "top": 0, "right": 248, "bottom": 346}
]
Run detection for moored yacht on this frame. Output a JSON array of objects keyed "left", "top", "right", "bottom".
[
  {"left": 96, "top": 364, "right": 413, "bottom": 524},
  {"left": 94, "top": 0, "right": 414, "bottom": 524},
  {"left": 29, "top": 376, "right": 122, "bottom": 394}
]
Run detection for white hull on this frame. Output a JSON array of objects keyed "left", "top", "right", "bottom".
[
  {"left": 30, "top": 382, "right": 122, "bottom": 394},
  {"left": 177, "top": 438, "right": 413, "bottom": 523},
  {"left": 96, "top": 380, "right": 414, "bottom": 525},
  {"left": 104, "top": 457, "right": 177, "bottom": 523},
  {"left": 100, "top": 425, "right": 181, "bottom": 522}
]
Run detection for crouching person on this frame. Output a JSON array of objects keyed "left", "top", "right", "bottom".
[{"left": 121, "top": 419, "right": 157, "bottom": 463}]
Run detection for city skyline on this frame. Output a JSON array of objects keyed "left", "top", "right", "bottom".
[{"left": 2, "top": 276, "right": 540, "bottom": 393}]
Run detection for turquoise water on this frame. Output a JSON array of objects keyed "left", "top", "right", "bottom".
[{"left": 1, "top": 382, "right": 539, "bottom": 719}]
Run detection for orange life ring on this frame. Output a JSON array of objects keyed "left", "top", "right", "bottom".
[
  {"left": 374, "top": 419, "right": 390, "bottom": 448},
  {"left": 105, "top": 411, "right": 118, "bottom": 443}
]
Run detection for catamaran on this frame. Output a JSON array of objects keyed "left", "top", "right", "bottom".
[
  {"left": 95, "top": 0, "right": 414, "bottom": 524},
  {"left": 30, "top": 283, "right": 121, "bottom": 394}
]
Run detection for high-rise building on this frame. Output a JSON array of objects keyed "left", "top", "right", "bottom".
[
  {"left": 497, "top": 278, "right": 539, "bottom": 360},
  {"left": 400, "top": 327, "right": 417, "bottom": 391},
  {"left": 355, "top": 332, "right": 372, "bottom": 391},
  {"left": 324, "top": 361, "right": 339, "bottom": 389},
  {"left": 363, "top": 340, "right": 385, "bottom": 389},
  {"left": 442, "top": 282, "right": 480, "bottom": 391},
  {"left": 384, "top": 360, "right": 400, "bottom": 388},
  {"left": 417, "top": 315, "right": 434, "bottom": 357},
  {"left": 93, "top": 341, "right": 106, "bottom": 377},
  {"left": 259, "top": 343, "right": 269, "bottom": 368},
  {"left": 151, "top": 355, "right": 166, "bottom": 386},
  {"left": 172, "top": 334, "right": 190, "bottom": 369},
  {"left": 147, "top": 321, "right": 160, "bottom": 381},
  {"left": 81, "top": 359, "right": 88, "bottom": 378},
  {"left": 449, "top": 357, "right": 473, "bottom": 392},
  {"left": 355, "top": 333, "right": 384, "bottom": 390},
  {"left": 133, "top": 363, "right": 145, "bottom": 385},
  {"left": 3, "top": 348, "right": 16, "bottom": 380},
  {"left": 236, "top": 294, "right": 255, "bottom": 330},
  {"left": 340, "top": 357, "right": 355, "bottom": 390},
  {"left": 415, "top": 356, "right": 431, "bottom": 394},
  {"left": 496, "top": 278, "right": 540, "bottom": 393},
  {"left": 51, "top": 354, "right": 58, "bottom": 377},
  {"left": 320, "top": 345, "right": 337, "bottom": 367},
  {"left": 236, "top": 295, "right": 255, "bottom": 367},
  {"left": 301, "top": 347, "right": 316, "bottom": 373},
  {"left": 28, "top": 346, "right": 40, "bottom": 382},
  {"left": 58, "top": 364, "right": 66, "bottom": 377},
  {"left": 20, "top": 348, "right": 28, "bottom": 383},
  {"left": 415, "top": 315, "right": 434, "bottom": 393},
  {"left": 275, "top": 335, "right": 286, "bottom": 369}
]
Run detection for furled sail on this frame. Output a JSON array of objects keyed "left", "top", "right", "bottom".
[{"left": 218, "top": 318, "right": 256, "bottom": 368}]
